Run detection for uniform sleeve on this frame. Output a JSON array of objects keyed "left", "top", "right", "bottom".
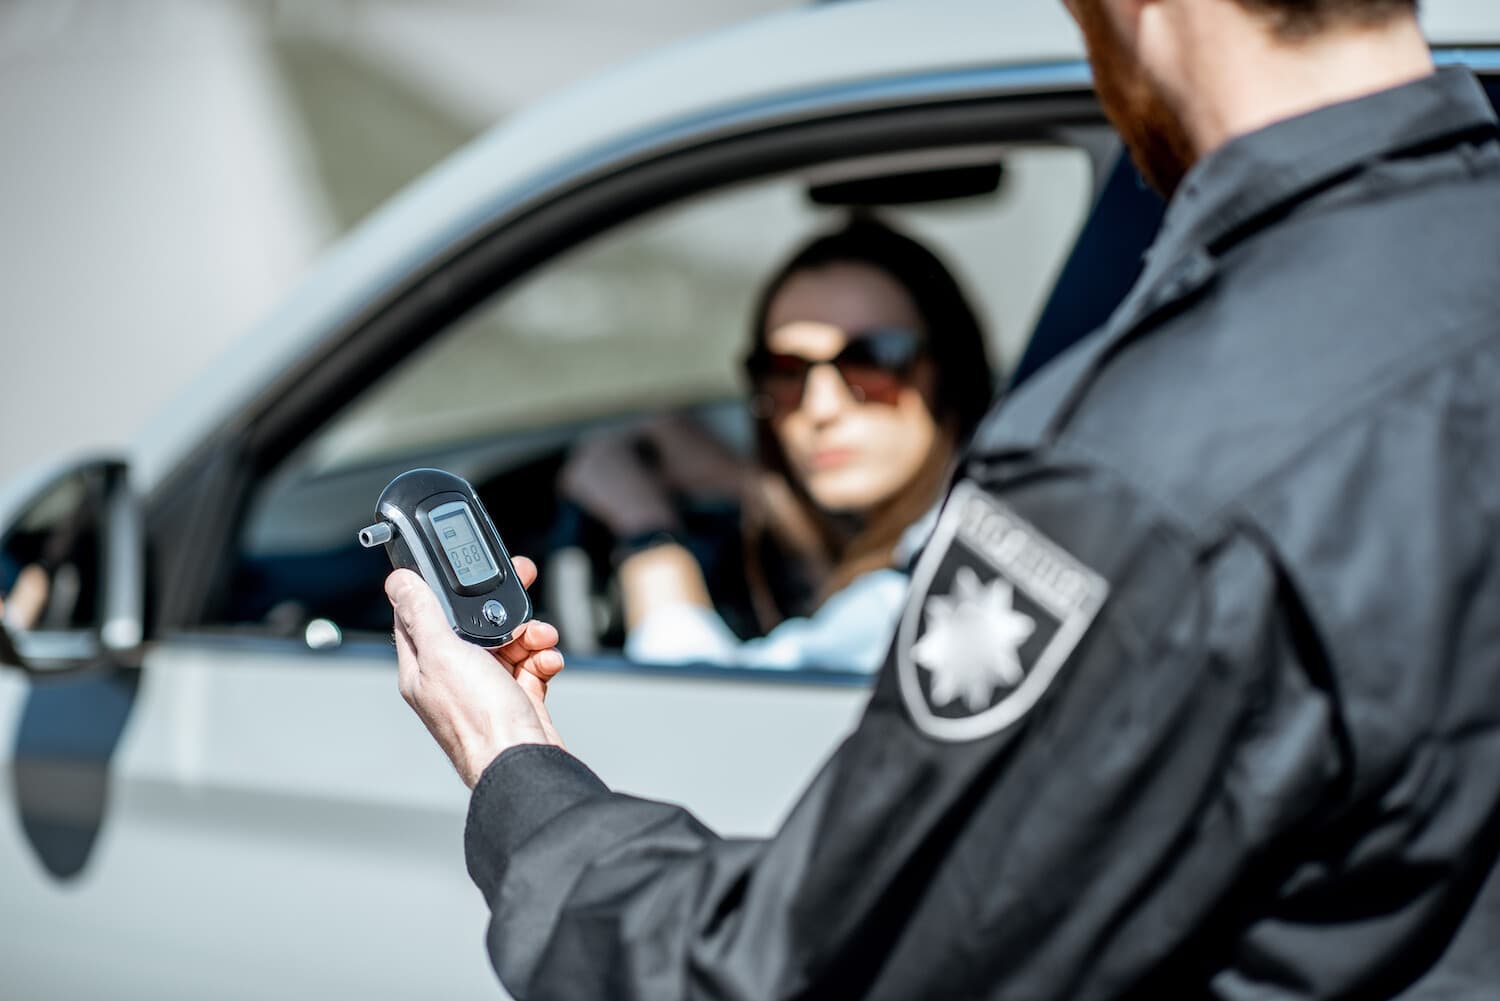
[{"left": 464, "top": 465, "right": 1347, "bottom": 1001}]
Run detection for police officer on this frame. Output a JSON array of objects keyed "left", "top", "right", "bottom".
[{"left": 385, "top": 0, "right": 1500, "bottom": 996}]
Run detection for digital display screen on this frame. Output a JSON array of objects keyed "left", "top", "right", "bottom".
[{"left": 429, "top": 501, "right": 499, "bottom": 588}]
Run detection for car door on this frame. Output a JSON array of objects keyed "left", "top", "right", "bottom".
[{"left": 0, "top": 63, "right": 1137, "bottom": 1000}]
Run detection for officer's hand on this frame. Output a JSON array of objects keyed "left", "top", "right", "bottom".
[{"left": 386, "top": 558, "right": 565, "bottom": 789}]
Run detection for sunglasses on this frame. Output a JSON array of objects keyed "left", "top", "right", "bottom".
[{"left": 745, "top": 327, "right": 925, "bottom": 415}]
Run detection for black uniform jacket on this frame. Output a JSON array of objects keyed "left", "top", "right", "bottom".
[{"left": 464, "top": 68, "right": 1500, "bottom": 1000}]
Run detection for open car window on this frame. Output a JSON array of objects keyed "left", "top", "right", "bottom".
[{"left": 219, "top": 140, "right": 1101, "bottom": 670}]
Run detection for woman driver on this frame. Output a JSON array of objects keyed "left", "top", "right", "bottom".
[{"left": 563, "top": 217, "right": 994, "bottom": 672}]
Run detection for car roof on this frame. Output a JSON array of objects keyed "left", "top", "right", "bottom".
[
  {"left": 1424, "top": 0, "right": 1500, "bottom": 45},
  {"left": 130, "top": 0, "right": 1500, "bottom": 493}
]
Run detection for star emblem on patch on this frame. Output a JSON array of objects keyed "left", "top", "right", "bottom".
[
  {"left": 896, "top": 481, "right": 1109, "bottom": 742},
  {"left": 911, "top": 567, "right": 1036, "bottom": 711}
]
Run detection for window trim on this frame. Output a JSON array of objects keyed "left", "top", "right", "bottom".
[{"left": 146, "top": 632, "right": 880, "bottom": 690}]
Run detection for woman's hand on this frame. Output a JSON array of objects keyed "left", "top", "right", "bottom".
[
  {"left": 558, "top": 415, "right": 748, "bottom": 539},
  {"left": 558, "top": 430, "right": 679, "bottom": 538},
  {"left": 387, "top": 557, "right": 565, "bottom": 788},
  {"left": 638, "top": 415, "right": 748, "bottom": 501}
]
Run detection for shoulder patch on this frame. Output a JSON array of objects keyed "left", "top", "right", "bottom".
[{"left": 897, "top": 480, "right": 1110, "bottom": 742}]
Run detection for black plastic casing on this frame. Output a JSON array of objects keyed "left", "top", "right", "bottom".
[{"left": 371, "top": 469, "right": 532, "bottom": 648}]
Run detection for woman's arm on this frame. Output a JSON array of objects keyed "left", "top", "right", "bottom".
[
  {"left": 625, "top": 567, "right": 907, "bottom": 673},
  {"left": 618, "top": 542, "right": 714, "bottom": 631}
]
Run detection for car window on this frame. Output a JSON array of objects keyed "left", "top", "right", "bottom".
[
  {"left": 300, "top": 145, "right": 1091, "bottom": 476},
  {"left": 220, "top": 142, "right": 1097, "bottom": 666}
]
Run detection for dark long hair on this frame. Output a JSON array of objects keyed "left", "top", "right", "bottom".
[{"left": 744, "top": 216, "right": 994, "bottom": 624}]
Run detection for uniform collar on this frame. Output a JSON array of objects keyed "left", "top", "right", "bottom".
[
  {"left": 970, "top": 67, "right": 1498, "bottom": 460},
  {"left": 1162, "top": 66, "right": 1498, "bottom": 259}
]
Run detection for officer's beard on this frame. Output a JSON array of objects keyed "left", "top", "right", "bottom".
[{"left": 1073, "top": 0, "right": 1198, "bottom": 198}]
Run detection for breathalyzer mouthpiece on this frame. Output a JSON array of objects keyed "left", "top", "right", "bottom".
[{"left": 358, "top": 521, "right": 395, "bottom": 549}]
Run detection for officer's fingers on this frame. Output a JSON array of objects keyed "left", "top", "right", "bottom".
[
  {"left": 512, "top": 668, "right": 566, "bottom": 749},
  {"left": 497, "top": 620, "right": 562, "bottom": 677},
  {"left": 393, "top": 617, "right": 421, "bottom": 707},
  {"left": 532, "top": 647, "right": 566, "bottom": 682},
  {"left": 513, "top": 665, "right": 547, "bottom": 703},
  {"left": 510, "top": 647, "right": 565, "bottom": 686},
  {"left": 494, "top": 618, "right": 558, "bottom": 664},
  {"left": 385, "top": 569, "right": 457, "bottom": 657},
  {"left": 512, "top": 555, "right": 539, "bottom": 592},
  {"left": 517, "top": 617, "right": 559, "bottom": 651}
]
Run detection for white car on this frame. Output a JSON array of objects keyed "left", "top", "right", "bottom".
[{"left": 2, "top": 2, "right": 1497, "bottom": 998}]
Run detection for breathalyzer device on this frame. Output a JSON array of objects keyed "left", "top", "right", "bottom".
[{"left": 358, "top": 469, "right": 532, "bottom": 648}]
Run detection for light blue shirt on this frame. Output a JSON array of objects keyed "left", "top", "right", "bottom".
[
  {"left": 624, "top": 567, "right": 908, "bottom": 674},
  {"left": 623, "top": 503, "right": 937, "bottom": 673}
]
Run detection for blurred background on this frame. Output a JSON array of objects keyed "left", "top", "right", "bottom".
[{"left": 0, "top": 0, "right": 800, "bottom": 486}]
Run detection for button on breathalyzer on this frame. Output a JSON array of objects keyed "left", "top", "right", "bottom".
[{"left": 359, "top": 469, "right": 532, "bottom": 649}]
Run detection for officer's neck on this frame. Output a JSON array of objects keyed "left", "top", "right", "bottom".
[{"left": 1162, "top": 10, "right": 1434, "bottom": 160}]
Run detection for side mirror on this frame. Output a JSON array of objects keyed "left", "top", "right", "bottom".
[{"left": 0, "top": 459, "right": 144, "bottom": 673}]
